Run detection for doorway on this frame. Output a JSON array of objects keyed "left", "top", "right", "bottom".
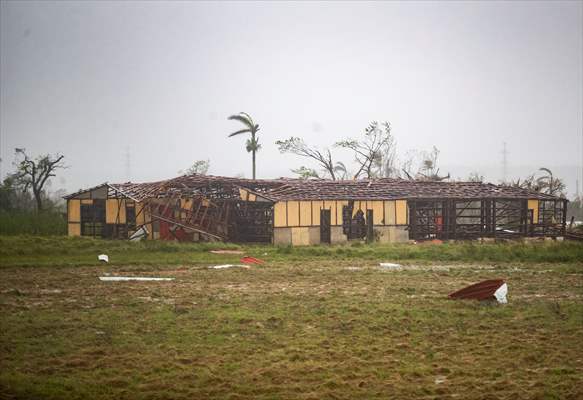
[{"left": 320, "top": 209, "right": 331, "bottom": 244}]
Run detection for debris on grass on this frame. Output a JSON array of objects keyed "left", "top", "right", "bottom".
[
  {"left": 98, "top": 254, "right": 109, "bottom": 263},
  {"left": 210, "top": 250, "right": 244, "bottom": 255},
  {"left": 241, "top": 256, "right": 265, "bottom": 265},
  {"left": 129, "top": 226, "right": 148, "bottom": 241},
  {"left": 39, "top": 289, "right": 62, "bottom": 294},
  {"left": 449, "top": 279, "right": 508, "bottom": 303},
  {"left": 494, "top": 282, "right": 508, "bottom": 304},
  {"left": 208, "top": 264, "right": 250, "bottom": 270},
  {"left": 99, "top": 277, "right": 174, "bottom": 282},
  {"left": 379, "top": 262, "right": 402, "bottom": 270}
]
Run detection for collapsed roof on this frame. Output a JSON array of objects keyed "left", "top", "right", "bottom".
[{"left": 65, "top": 174, "right": 561, "bottom": 202}]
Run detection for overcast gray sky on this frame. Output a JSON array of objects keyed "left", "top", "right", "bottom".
[{"left": 1, "top": 1, "right": 582, "bottom": 196}]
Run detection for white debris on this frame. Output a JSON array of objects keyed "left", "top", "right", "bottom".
[
  {"left": 129, "top": 226, "right": 149, "bottom": 241},
  {"left": 379, "top": 262, "right": 402, "bottom": 270},
  {"left": 99, "top": 277, "right": 174, "bottom": 281},
  {"left": 208, "top": 264, "right": 250, "bottom": 269},
  {"left": 494, "top": 283, "right": 508, "bottom": 304},
  {"left": 98, "top": 254, "right": 109, "bottom": 263}
]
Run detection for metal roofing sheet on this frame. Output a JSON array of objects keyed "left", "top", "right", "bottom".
[{"left": 65, "top": 175, "right": 562, "bottom": 202}]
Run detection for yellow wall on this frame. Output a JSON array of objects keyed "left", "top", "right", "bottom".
[
  {"left": 180, "top": 199, "right": 193, "bottom": 211},
  {"left": 384, "top": 201, "right": 396, "bottom": 225},
  {"left": 336, "top": 200, "right": 348, "bottom": 226},
  {"left": 68, "top": 223, "right": 80, "bottom": 236},
  {"left": 287, "top": 201, "right": 299, "bottom": 226},
  {"left": 528, "top": 199, "right": 539, "bottom": 223},
  {"left": 68, "top": 199, "right": 80, "bottom": 223},
  {"left": 299, "top": 201, "right": 312, "bottom": 226},
  {"left": 239, "top": 188, "right": 257, "bottom": 202},
  {"left": 371, "top": 201, "right": 384, "bottom": 224},
  {"left": 396, "top": 200, "right": 407, "bottom": 225},
  {"left": 271, "top": 199, "right": 408, "bottom": 228},
  {"left": 106, "top": 199, "right": 126, "bottom": 224},
  {"left": 136, "top": 203, "right": 145, "bottom": 226},
  {"left": 180, "top": 199, "right": 193, "bottom": 219},
  {"left": 312, "top": 201, "right": 324, "bottom": 226},
  {"left": 274, "top": 202, "right": 287, "bottom": 227}
]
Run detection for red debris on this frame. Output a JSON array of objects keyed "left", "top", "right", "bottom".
[
  {"left": 448, "top": 279, "right": 506, "bottom": 301},
  {"left": 240, "top": 256, "right": 265, "bottom": 265}
]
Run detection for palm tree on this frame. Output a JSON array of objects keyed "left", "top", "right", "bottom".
[{"left": 228, "top": 112, "right": 260, "bottom": 179}]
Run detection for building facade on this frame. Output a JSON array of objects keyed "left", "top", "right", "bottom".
[{"left": 65, "top": 175, "right": 567, "bottom": 245}]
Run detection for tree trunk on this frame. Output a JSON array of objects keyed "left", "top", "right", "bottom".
[
  {"left": 34, "top": 189, "right": 43, "bottom": 211},
  {"left": 252, "top": 150, "right": 256, "bottom": 180}
]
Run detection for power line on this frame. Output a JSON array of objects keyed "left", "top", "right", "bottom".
[{"left": 502, "top": 142, "right": 508, "bottom": 182}]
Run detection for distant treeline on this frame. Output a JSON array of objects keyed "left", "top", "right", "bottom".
[{"left": 0, "top": 210, "right": 67, "bottom": 236}]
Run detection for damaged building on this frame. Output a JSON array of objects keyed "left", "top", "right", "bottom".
[{"left": 64, "top": 175, "right": 567, "bottom": 245}]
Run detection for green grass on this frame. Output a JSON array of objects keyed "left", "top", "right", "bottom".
[
  {"left": 0, "top": 211, "right": 67, "bottom": 236},
  {"left": 0, "top": 236, "right": 582, "bottom": 399},
  {"left": 1, "top": 235, "right": 583, "bottom": 267}
]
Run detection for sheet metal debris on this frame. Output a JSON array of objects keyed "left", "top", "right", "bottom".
[
  {"left": 448, "top": 279, "right": 507, "bottom": 303},
  {"left": 241, "top": 256, "right": 265, "bottom": 265},
  {"left": 493, "top": 283, "right": 508, "bottom": 304},
  {"left": 210, "top": 250, "right": 245, "bottom": 255},
  {"left": 129, "top": 226, "right": 148, "bottom": 241},
  {"left": 99, "top": 277, "right": 174, "bottom": 281},
  {"left": 379, "top": 262, "right": 402, "bottom": 270},
  {"left": 208, "top": 264, "right": 250, "bottom": 269}
]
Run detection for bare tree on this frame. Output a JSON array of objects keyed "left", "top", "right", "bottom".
[
  {"left": 377, "top": 132, "right": 398, "bottom": 178},
  {"left": 336, "top": 121, "right": 394, "bottom": 179},
  {"left": 276, "top": 137, "right": 339, "bottom": 180},
  {"left": 537, "top": 167, "right": 566, "bottom": 196},
  {"left": 503, "top": 174, "right": 537, "bottom": 190},
  {"left": 12, "top": 148, "right": 65, "bottom": 211},
  {"left": 416, "top": 146, "right": 450, "bottom": 181},
  {"left": 398, "top": 146, "right": 449, "bottom": 181},
  {"left": 399, "top": 150, "right": 419, "bottom": 180},
  {"left": 503, "top": 169, "right": 566, "bottom": 197},
  {"left": 467, "top": 171, "right": 485, "bottom": 183}
]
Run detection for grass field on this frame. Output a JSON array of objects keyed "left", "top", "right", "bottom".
[{"left": 1, "top": 236, "right": 582, "bottom": 399}]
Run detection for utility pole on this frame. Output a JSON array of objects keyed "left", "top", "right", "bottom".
[
  {"left": 502, "top": 142, "right": 508, "bottom": 183},
  {"left": 125, "top": 146, "right": 131, "bottom": 182}
]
